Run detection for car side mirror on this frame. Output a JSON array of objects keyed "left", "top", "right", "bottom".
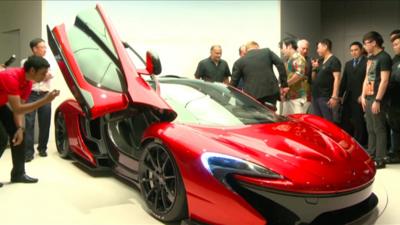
[{"left": 145, "top": 51, "right": 162, "bottom": 75}]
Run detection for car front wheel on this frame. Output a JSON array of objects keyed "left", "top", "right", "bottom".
[
  {"left": 138, "top": 141, "right": 187, "bottom": 222},
  {"left": 55, "top": 111, "right": 70, "bottom": 159}
]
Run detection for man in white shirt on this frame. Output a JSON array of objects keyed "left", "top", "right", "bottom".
[{"left": 24, "top": 38, "right": 53, "bottom": 162}]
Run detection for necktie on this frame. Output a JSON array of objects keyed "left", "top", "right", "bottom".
[{"left": 353, "top": 58, "right": 358, "bottom": 68}]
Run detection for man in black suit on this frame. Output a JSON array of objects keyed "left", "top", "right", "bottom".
[
  {"left": 385, "top": 33, "right": 400, "bottom": 163},
  {"left": 339, "top": 41, "right": 368, "bottom": 147},
  {"left": 230, "top": 41, "right": 288, "bottom": 106}
]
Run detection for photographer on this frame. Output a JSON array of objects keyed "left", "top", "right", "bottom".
[{"left": 0, "top": 56, "right": 59, "bottom": 186}]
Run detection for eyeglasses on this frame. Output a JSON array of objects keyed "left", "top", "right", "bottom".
[{"left": 363, "top": 40, "right": 373, "bottom": 45}]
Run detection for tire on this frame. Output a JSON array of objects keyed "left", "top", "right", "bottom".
[
  {"left": 138, "top": 141, "right": 188, "bottom": 222},
  {"left": 55, "top": 111, "right": 71, "bottom": 159}
]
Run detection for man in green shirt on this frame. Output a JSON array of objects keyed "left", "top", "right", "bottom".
[{"left": 279, "top": 38, "right": 310, "bottom": 115}]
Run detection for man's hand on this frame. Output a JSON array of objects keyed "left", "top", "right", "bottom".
[
  {"left": 360, "top": 96, "right": 367, "bottom": 112},
  {"left": 280, "top": 87, "right": 289, "bottom": 101},
  {"left": 223, "top": 76, "right": 230, "bottom": 85},
  {"left": 371, "top": 101, "right": 380, "bottom": 114},
  {"left": 327, "top": 98, "right": 339, "bottom": 108},
  {"left": 12, "top": 128, "right": 24, "bottom": 146},
  {"left": 280, "top": 87, "right": 289, "bottom": 96},
  {"left": 0, "top": 64, "right": 5, "bottom": 71},
  {"left": 45, "top": 89, "right": 60, "bottom": 102}
]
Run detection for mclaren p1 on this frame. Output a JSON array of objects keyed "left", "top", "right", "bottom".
[{"left": 48, "top": 5, "right": 377, "bottom": 225}]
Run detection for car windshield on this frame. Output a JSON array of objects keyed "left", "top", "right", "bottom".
[{"left": 157, "top": 79, "right": 280, "bottom": 126}]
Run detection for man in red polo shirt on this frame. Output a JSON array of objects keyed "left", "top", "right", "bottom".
[{"left": 0, "top": 55, "right": 59, "bottom": 187}]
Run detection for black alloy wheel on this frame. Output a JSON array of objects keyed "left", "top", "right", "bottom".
[
  {"left": 139, "top": 141, "right": 187, "bottom": 222},
  {"left": 55, "top": 111, "right": 70, "bottom": 158}
]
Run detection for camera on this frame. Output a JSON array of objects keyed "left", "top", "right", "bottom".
[{"left": 4, "top": 54, "right": 16, "bottom": 67}]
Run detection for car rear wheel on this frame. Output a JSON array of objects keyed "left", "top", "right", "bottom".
[
  {"left": 138, "top": 141, "right": 187, "bottom": 222},
  {"left": 55, "top": 111, "right": 70, "bottom": 159}
]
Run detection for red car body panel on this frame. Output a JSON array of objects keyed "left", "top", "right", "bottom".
[
  {"left": 57, "top": 100, "right": 97, "bottom": 166},
  {"left": 51, "top": 24, "right": 129, "bottom": 119},
  {"left": 184, "top": 117, "right": 375, "bottom": 194},
  {"left": 96, "top": 5, "right": 174, "bottom": 115}
]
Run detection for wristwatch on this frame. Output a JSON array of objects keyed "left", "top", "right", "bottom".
[{"left": 16, "top": 126, "right": 25, "bottom": 131}]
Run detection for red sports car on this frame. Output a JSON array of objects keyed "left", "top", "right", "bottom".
[{"left": 48, "top": 5, "right": 377, "bottom": 225}]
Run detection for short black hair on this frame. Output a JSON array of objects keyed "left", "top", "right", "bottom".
[
  {"left": 350, "top": 41, "right": 363, "bottom": 49},
  {"left": 390, "top": 29, "right": 400, "bottom": 37},
  {"left": 391, "top": 34, "right": 400, "bottom": 43},
  {"left": 29, "top": 38, "right": 45, "bottom": 50},
  {"left": 279, "top": 37, "right": 298, "bottom": 50},
  {"left": 23, "top": 55, "right": 50, "bottom": 72},
  {"left": 317, "top": 38, "right": 332, "bottom": 51},
  {"left": 363, "top": 31, "right": 384, "bottom": 48}
]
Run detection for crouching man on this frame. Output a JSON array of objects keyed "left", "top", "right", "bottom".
[{"left": 0, "top": 56, "right": 59, "bottom": 187}]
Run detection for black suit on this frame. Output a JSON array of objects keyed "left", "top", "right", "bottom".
[
  {"left": 339, "top": 56, "right": 368, "bottom": 146},
  {"left": 231, "top": 48, "right": 287, "bottom": 105}
]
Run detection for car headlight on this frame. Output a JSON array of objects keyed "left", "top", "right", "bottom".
[{"left": 201, "top": 152, "right": 283, "bottom": 186}]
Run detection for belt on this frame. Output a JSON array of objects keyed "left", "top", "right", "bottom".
[
  {"left": 365, "top": 95, "right": 375, "bottom": 100},
  {"left": 32, "top": 90, "right": 49, "bottom": 95}
]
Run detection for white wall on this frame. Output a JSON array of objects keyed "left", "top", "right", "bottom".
[{"left": 44, "top": 1, "right": 281, "bottom": 77}]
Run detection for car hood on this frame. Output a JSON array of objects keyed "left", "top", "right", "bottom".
[{"left": 186, "top": 117, "right": 375, "bottom": 193}]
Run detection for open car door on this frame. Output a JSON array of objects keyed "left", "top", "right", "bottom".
[{"left": 47, "top": 4, "right": 176, "bottom": 120}]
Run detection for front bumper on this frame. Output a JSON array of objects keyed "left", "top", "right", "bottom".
[{"left": 232, "top": 179, "right": 377, "bottom": 225}]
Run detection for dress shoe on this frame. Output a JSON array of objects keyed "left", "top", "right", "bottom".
[
  {"left": 384, "top": 156, "right": 400, "bottom": 164},
  {"left": 25, "top": 155, "right": 34, "bottom": 162},
  {"left": 375, "top": 160, "right": 386, "bottom": 169},
  {"left": 38, "top": 151, "right": 47, "bottom": 157},
  {"left": 11, "top": 174, "right": 38, "bottom": 183}
]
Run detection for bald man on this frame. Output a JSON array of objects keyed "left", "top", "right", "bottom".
[
  {"left": 232, "top": 44, "right": 247, "bottom": 89},
  {"left": 297, "top": 39, "right": 312, "bottom": 111},
  {"left": 195, "top": 45, "right": 231, "bottom": 84},
  {"left": 298, "top": 39, "right": 312, "bottom": 85}
]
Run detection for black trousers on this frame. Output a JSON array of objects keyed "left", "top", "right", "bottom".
[
  {"left": 387, "top": 105, "right": 400, "bottom": 155},
  {"left": 0, "top": 123, "right": 7, "bottom": 156},
  {"left": 0, "top": 105, "right": 25, "bottom": 177},
  {"left": 364, "top": 98, "right": 387, "bottom": 160},
  {"left": 340, "top": 99, "right": 368, "bottom": 147},
  {"left": 257, "top": 92, "right": 280, "bottom": 106}
]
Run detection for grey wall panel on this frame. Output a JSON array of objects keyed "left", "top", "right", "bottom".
[
  {"left": 281, "top": 0, "right": 321, "bottom": 58},
  {"left": 322, "top": 0, "right": 400, "bottom": 65},
  {"left": 0, "top": 1, "right": 42, "bottom": 67}
]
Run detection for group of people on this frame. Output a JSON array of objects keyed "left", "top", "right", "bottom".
[
  {"left": 0, "top": 38, "right": 59, "bottom": 187},
  {"left": 194, "top": 29, "right": 400, "bottom": 169}
]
